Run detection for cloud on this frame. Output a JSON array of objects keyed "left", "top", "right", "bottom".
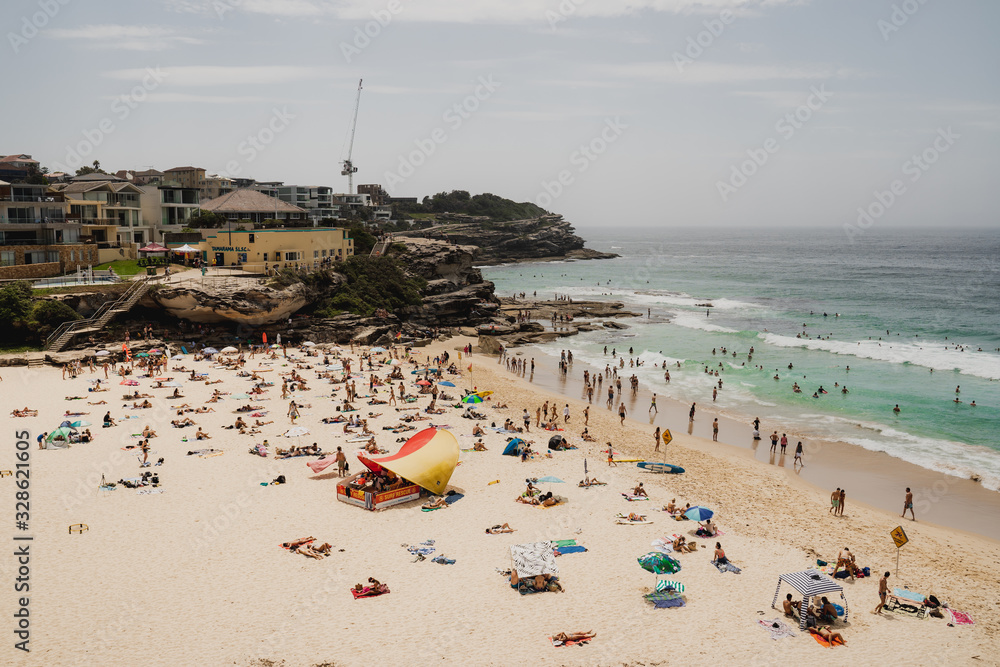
[
  {"left": 103, "top": 65, "right": 337, "bottom": 86},
  {"left": 597, "top": 62, "right": 854, "bottom": 84},
  {"left": 165, "top": 0, "right": 808, "bottom": 23},
  {"left": 47, "top": 24, "right": 206, "bottom": 50}
]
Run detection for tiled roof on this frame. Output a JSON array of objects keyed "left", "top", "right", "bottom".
[{"left": 200, "top": 188, "right": 307, "bottom": 214}]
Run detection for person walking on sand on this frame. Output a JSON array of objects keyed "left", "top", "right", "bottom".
[
  {"left": 288, "top": 400, "right": 299, "bottom": 424},
  {"left": 522, "top": 409, "right": 531, "bottom": 432},
  {"left": 335, "top": 446, "right": 347, "bottom": 477},
  {"left": 794, "top": 441, "right": 804, "bottom": 467},
  {"left": 779, "top": 433, "right": 788, "bottom": 454},
  {"left": 654, "top": 427, "right": 661, "bottom": 453},
  {"left": 563, "top": 404, "right": 570, "bottom": 423},
  {"left": 583, "top": 406, "right": 589, "bottom": 426},
  {"left": 830, "top": 488, "right": 840, "bottom": 514},
  {"left": 649, "top": 393, "right": 657, "bottom": 413},
  {"left": 712, "top": 418, "right": 719, "bottom": 442},
  {"left": 874, "top": 571, "right": 890, "bottom": 614},
  {"left": 536, "top": 406, "right": 542, "bottom": 428},
  {"left": 838, "top": 489, "right": 846, "bottom": 517},
  {"left": 770, "top": 431, "right": 779, "bottom": 453},
  {"left": 689, "top": 402, "right": 696, "bottom": 422},
  {"left": 902, "top": 487, "right": 915, "bottom": 521},
  {"left": 618, "top": 402, "right": 627, "bottom": 425}
]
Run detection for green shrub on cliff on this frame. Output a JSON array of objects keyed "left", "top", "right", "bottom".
[
  {"left": 314, "top": 255, "right": 424, "bottom": 318},
  {"left": 397, "top": 191, "right": 548, "bottom": 221}
]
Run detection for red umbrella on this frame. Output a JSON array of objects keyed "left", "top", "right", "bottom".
[{"left": 416, "top": 380, "right": 432, "bottom": 386}]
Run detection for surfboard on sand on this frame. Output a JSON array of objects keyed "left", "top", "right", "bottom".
[{"left": 637, "top": 461, "right": 685, "bottom": 474}]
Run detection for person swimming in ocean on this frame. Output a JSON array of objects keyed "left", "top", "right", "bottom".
[
  {"left": 812, "top": 392, "right": 819, "bottom": 398},
  {"left": 893, "top": 404, "right": 901, "bottom": 413},
  {"left": 818, "top": 386, "right": 827, "bottom": 394}
]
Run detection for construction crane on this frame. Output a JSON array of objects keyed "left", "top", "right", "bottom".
[{"left": 341, "top": 78, "right": 362, "bottom": 195}]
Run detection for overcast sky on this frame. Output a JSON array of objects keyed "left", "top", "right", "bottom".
[{"left": 2, "top": 0, "right": 997, "bottom": 229}]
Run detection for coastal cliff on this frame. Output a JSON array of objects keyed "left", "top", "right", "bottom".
[{"left": 397, "top": 214, "right": 617, "bottom": 265}]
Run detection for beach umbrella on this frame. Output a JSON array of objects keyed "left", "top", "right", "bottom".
[
  {"left": 536, "top": 476, "right": 564, "bottom": 484},
  {"left": 220, "top": 346, "right": 238, "bottom": 354},
  {"left": 59, "top": 420, "right": 74, "bottom": 429},
  {"left": 302, "top": 341, "right": 316, "bottom": 347},
  {"left": 284, "top": 426, "right": 310, "bottom": 437},
  {"left": 437, "top": 381, "right": 455, "bottom": 387},
  {"left": 461, "top": 394, "right": 483, "bottom": 404},
  {"left": 232, "top": 393, "right": 250, "bottom": 400},
  {"left": 95, "top": 350, "right": 110, "bottom": 357},
  {"left": 171, "top": 355, "right": 184, "bottom": 360},
  {"left": 163, "top": 381, "right": 183, "bottom": 387},
  {"left": 370, "top": 346, "right": 386, "bottom": 353},
  {"left": 476, "top": 390, "right": 494, "bottom": 398},
  {"left": 638, "top": 552, "right": 682, "bottom": 575},
  {"left": 47, "top": 427, "right": 74, "bottom": 441},
  {"left": 684, "top": 506, "right": 714, "bottom": 522},
  {"left": 389, "top": 359, "right": 401, "bottom": 366},
  {"left": 136, "top": 352, "right": 149, "bottom": 358},
  {"left": 203, "top": 347, "right": 219, "bottom": 355},
  {"left": 149, "top": 348, "right": 161, "bottom": 354},
  {"left": 70, "top": 420, "right": 91, "bottom": 428},
  {"left": 270, "top": 344, "right": 279, "bottom": 349},
  {"left": 416, "top": 380, "right": 432, "bottom": 386}
]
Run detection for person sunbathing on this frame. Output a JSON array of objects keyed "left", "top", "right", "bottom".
[
  {"left": 142, "top": 425, "right": 157, "bottom": 438},
  {"left": 696, "top": 519, "right": 717, "bottom": 537},
  {"left": 580, "top": 428, "right": 596, "bottom": 442},
  {"left": 254, "top": 419, "right": 273, "bottom": 426},
  {"left": 195, "top": 428, "right": 211, "bottom": 440},
  {"left": 193, "top": 406, "right": 215, "bottom": 414},
  {"left": 282, "top": 536, "right": 316, "bottom": 550},
  {"left": 171, "top": 417, "right": 195, "bottom": 427},
  {"left": 539, "top": 492, "right": 560, "bottom": 507},
  {"left": 132, "top": 400, "right": 153, "bottom": 409},
  {"left": 553, "top": 631, "right": 594, "bottom": 643},
  {"left": 578, "top": 476, "right": 604, "bottom": 487},
  {"left": 103, "top": 412, "right": 117, "bottom": 426},
  {"left": 516, "top": 494, "right": 540, "bottom": 505},
  {"left": 473, "top": 440, "right": 488, "bottom": 451},
  {"left": 422, "top": 496, "right": 448, "bottom": 509},
  {"left": 87, "top": 400, "right": 108, "bottom": 405},
  {"left": 672, "top": 536, "right": 697, "bottom": 553},
  {"left": 205, "top": 379, "right": 224, "bottom": 385},
  {"left": 632, "top": 483, "right": 648, "bottom": 497},
  {"left": 297, "top": 542, "right": 332, "bottom": 560},
  {"left": 713, "top": 542, "right": 729, "bottom": 565},
  {"left": 808, "top": 626, "right": 845, "bottom": 645},
  {"left": 486, "top": 523, "right": 515, "bottom": 534},
  {"left": 11, "top": 408, "right": 38, "bottom": 417},
  {"left": 364, "top": 439, "right": 380, "bottom": 454},
  {"left": 472, "top": 424, "right": 485, "bottom": 436},
  {"left": 171, "top": 389, "right": 184, "bottom": 398},
  {"left": 816, "top": 597, "right": 839, "bottom": 623}
]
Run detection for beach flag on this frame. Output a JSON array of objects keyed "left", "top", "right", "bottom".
[
  {"left": 468, "top": 363, "right": 473, "bottom": 371},
  {"left": 262, "top": 332, "right": 267, "bottom": 344},
  {"left": 122, "top": 343, "right": 132, "bottom": 362}
]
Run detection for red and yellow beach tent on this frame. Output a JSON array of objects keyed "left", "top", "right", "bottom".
[{"left": 358, "top": 427, "right": 460, "bottom": 494}]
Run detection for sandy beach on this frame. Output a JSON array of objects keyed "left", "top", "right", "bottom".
[{"left": 2, "top": 335, "right": 997, "bottom": 666}]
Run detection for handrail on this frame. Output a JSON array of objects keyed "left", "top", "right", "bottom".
[{"left": 44, "top": 277, "right": 150, "bottom": 350}]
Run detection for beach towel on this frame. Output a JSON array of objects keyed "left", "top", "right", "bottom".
[
  {"left": 712, "top": 559, "right": 741, "bottom": 574},
  {"left": 407, "top": 546, "right": 435, "bottom": 556},
  {"left": 622, "top": 494, "right": 649, "bottom": 502},
  {"left": 444, "top": 493, "right": 464, "bottom": 505},
  {"left": 307, "top": 455, "right": 338, "bottom": 474},
  {"left": 894, "top": 588, "right": 925, "bottom": 603},
  {"left": 351, "top": 585, "right": 389, "bottom": 599},
  {"left": 949, "top": 609, "right": 974, "bottom": 626},
  {"left": 811, "top": 632, "right": 844, "bottom": 647},
  {"left": 757, "top": 619, "right": 796, "bottom": 640},
  {"left": 550, "top": 637, "right": 591, "bottom": 647},
  {"left": 137, "top": 488, "right": 163, "bottom": 495},
  {"left": 554, "top": 545, "right": 587, "bottom": 555},
  {"left": 432, "top": 555, "right": 456, "bottom": 565},
  {"left": 643, "top": 591, "right": 685, "bottom": 608},
  {"left": 551, "top": 539, "right": 577, "bottom": 548}
]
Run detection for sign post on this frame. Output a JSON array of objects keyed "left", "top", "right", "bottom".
[
  {"left": 890, "top": 526, "right": 909, "bottom": 576},
  {"left": 661, "top": 429, "right": 673, "bottom": 447}
]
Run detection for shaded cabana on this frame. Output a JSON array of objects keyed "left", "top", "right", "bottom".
[{"left": 771, "top": 569, "right": 848, "bottom": 629}]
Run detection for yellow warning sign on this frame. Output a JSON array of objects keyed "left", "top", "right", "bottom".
[
  {"left": 891, "top": 526, "right": 909, "bottom": 549},
  {"left": 662, "top": 429, "right": 673, "bottom": 446}
]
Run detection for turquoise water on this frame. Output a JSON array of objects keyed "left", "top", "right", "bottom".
[{"left": 482, "top": 227, "right": 1000, "bottom": 489}]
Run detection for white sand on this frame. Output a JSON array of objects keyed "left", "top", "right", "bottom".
[{"left": 2, "top": 336, "right": 997, "bottom": 666}]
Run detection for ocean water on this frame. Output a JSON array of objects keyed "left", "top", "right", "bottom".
[{"left": 481, "top": 227, "right": 1000, "bottom": 490}]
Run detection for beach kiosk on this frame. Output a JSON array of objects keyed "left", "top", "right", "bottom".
[{"left": 337, "top": 427, "right": 459, "bottom": 511}]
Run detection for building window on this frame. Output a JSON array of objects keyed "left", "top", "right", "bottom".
[
  {"left": 313, "top": 250, "right": 319, "bottom": 258},
  {"left": 322, "top": 249, "right": 327, "bottom": 257},
  {"left": 0, "top": 251, "right": 15, "bottom": 266}
]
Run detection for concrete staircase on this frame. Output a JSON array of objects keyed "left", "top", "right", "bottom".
[
  {"left": 370, "top": 239, "right": 390, "bottom": 257},
  {"left": 44, "top": 278, "right": 151, "bottom": 353}
]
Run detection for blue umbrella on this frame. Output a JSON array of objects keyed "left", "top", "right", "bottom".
[
  {"left": 684, "top": 506, "right": 714, "bottom": 522},
  {"left": 437, "top": 381, "right": 456, "bottom": 387},
  {"left": 536, "top": 476, "right": 564, "bottom": 484},
  {"left": 461, "top": 395, "right": 483, "bottom": 404}
]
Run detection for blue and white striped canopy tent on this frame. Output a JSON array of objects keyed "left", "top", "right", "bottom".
[{"left": 771, "top": 569, "right": 848, "bottom": 629}]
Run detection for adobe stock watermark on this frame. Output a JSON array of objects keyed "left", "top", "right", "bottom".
[
  {"left": 8, "top": 0, "right": 72, "bottom": 54},
  {"left": 545, "top": 0, "right": 586, "bottom": 32},
  {"left": 340, "top": 0, "right": 407, "bottom": 63},
  {"left": 51, "top": 67, "right": 168, "bottom": 175},
  {"left": 716, "top": 84, "right": 833, "bottom": 202},
  {"left": 212, "top": 0, "right": 244, "bottom": 20},
  {"left": 534, "top": 117, "right": 628, "bottom": 208},
  {"left": 878, "top": 0, "right": 931, "bottom": 42},
  {"left": 218, "top": 106, "right": 296, "bottom": 178},
  {"left": 844, "top": 126, "right": 958, "bottom": 243},
  {"left": 383, "top": 75, "right": 501, "bottom": 191},
  {"left": 673, "top": 4, "right": 741, "bottom": 72}
]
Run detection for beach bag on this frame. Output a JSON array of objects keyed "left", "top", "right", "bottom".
[
  {"left": 834, "top": 570, "right": 850, "bottom": 579},
  {"left": 275, "top": 475, "right": 286, "bottom": 484}
]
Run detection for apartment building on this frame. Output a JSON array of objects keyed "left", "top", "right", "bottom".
[{"left": 140, "top": 184, "right": 200, "bottom": 241}]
